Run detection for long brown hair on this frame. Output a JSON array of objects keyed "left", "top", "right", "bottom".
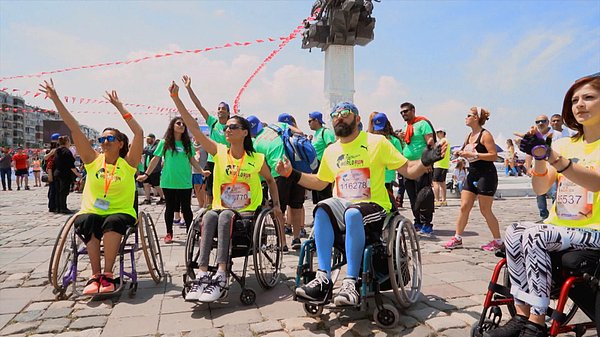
[
  {"left": 561, "top": 74, "right": 600, "bottom": 140},
  {"left": 163, "top": 117, "right": 192, "bottom": 157}
]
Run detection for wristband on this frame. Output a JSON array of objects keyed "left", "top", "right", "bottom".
[
  {"left": 531, "top": 145, "right": 550, "bottom": 160},
  {"left": 549, "top": 155, "right": 563, "bottom": 166},
  {"left": 531, "top": 167, "right": 548, "bottom": 177},
  {"left": 288, "top": 169, "right": 302, "bottom": 184},
  {"left": 557, "top": 159, "right": 572, "bottom": 174},
  {"left": 170, "top": 93, "right": 178, "bottom": 98},
  {"left": 122, "top": 113, "right": 133, "bottom": 120}
]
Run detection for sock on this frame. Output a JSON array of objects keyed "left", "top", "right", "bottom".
[
  {"left": 314, "top": 207, "right": 334, "bottom": 279},
  {"left": 494, "top": 238, "right": 503, "bottom": 244},
  {"left": 196, "top": 271, "right": 208, "bottom": 280},
  {"left": 454, "top": 234, "right": 462, "bottom": 240},
  {"left": 344, "top": 208, "right": 365, "bottom": 279}
]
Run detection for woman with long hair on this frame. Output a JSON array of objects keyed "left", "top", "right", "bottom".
[
  {"left": 168, "top": 80, "right": 283, "bottom": 303},
  {"left": 138, "top": 117, "right": 208, "bottom": 244},
  {"left": 505, "top": 139, "right": 518, "bottom": 176},
  {"left": 452, "top": 158, "right": 468, "bottom": 193},
  {"left": 484, "top": 74, "right": 600, "bottom": 337},
  {"left": 443, "top": 107, "right": 501, "bottom": 251},
  {"left": 40, "top": 80, "right": 143, "bottom": 294}
]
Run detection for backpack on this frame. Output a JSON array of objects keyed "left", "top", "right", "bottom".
[{"left": 268, "top": 124, "right": 318, "bottom": 173}]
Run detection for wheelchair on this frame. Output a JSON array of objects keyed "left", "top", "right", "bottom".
[
  {"left": 48, "top": 211, "right": 165, "bottom": 300},
  {"left": 294, "top": 211, "right": 422, "bottom": 329},
  {"left": 182, "top": 205, "right": 283, "bottom": 305},
  {"left": 472, "top": 248, "right": 600, "bottom": 337}
]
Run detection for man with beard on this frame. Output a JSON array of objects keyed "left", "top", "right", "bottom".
[
  {"left": 181, "top": 75, "right": 230, "bottom": 206},
  {"left": 399, "top": 102, "right": 436, "bottom": 236},
  {"left": 276, "top": 102, "right": 446, "bottom": 306}
]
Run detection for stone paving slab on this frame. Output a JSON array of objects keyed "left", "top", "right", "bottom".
[{"left": 0, "top": 187, "right": 596, "bottom": 336}]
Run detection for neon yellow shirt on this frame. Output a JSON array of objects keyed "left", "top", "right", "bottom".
[
  {"left": 318, "top": 131, "right": 408, "bottom": 212},
  {"left": 80, "top": 154, "right": 137, "bottom": 219},
  {"left": 385, "top": 135, "right": 404, "bottom": 183},
  {"left": 434, "top": 137, "right": 451, "bottom": 169},
  {"left": 212, "top": 144, "right": 265, "bottom": 212},
  {"left": 545, "top": 137, "right": 600, "bottom": 230}
]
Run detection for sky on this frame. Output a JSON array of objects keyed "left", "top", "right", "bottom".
[{"left": 1, "top": 0, "right": 599, "bottom": 148}]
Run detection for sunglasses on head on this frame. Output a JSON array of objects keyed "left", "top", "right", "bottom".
[
  {"left": 330, "top": 109, "right": 354, "bottom": 119},
  {"left": 223, "top": 124, "right": 243, "bottom": 131},
  {"left": 98, "top": 135, "right": 116, "bottom": 144},
  {"left": 535, "top": 119, "right": 548, "bottom": 124}
]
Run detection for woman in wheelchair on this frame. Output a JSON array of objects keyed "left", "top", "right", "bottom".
[
  {"left": 168, "top": 80, "right": 283, "bottom": 303},
  {"left": 486, "top": 74, "right": 600, "bottom": 337},
  {"left": 40, "top": 80, "right": 144, "bottom": 295}
]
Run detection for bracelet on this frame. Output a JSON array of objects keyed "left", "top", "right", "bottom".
[
  {"left": 550, "top": 154, "right": 563, "bottom": 166},
  {"left": 557, "top": 159, "right": 572, "bottom": 174},
  {"left": 287, "top": 169, "right": 302, "bottom": 184},
  {"left": 170, "top": 93, "right": 178, "bottom": 98},
  {"left": 531, "top": 167, "right": 548, "bottom": 177},
  {"left": 122, "top": 113, "right": 133, "bottom": 120}
]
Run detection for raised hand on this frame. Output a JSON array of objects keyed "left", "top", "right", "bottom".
[
  {"left": 169, "top": 81, "right": 179, "bottom": 98},
  {"left": 38, "top": 79, "right": 58, "bottom": 101},
  {"left": 275, "top": 157, "right": 292, "bottom": 177},
  {"left": 105, "top": 90, "right": 123, "bottom": 109},
  {"left": 517, "top": 127, "right": 551, "bottom": 160},
  {"left": 182, "top": 75, "right": 192, "bottom": 89},
  {"left": 421, "top": 139, "right": 446, "bottom": 166}
]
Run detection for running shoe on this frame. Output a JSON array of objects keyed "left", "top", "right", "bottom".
[
  {"left": 82, "top": 274, "right": 101, "bottom": 295},
  {"left": 414, "top": 223, "right": 423, "bottom": 232},
  {"left": 164, "top": 233, "right": 173, "bottom": 244},
  {"left": 99, "top": 273, "right": 115, "bottom": 293},
  {"left": 419, "top": 224, "right": 434, "bottom": 236},
  {"left": 483, "top": 315, "right": 528, "bottom": 337},
  {"left": 518, "top": 323, "right": 548, "bottom": 337},
  {"left": 199, "top": 273, "right": 227, "bottom": 303},
  {"left": 295, "top": 269, "right": 332, "bottom": 302},
  {"left": 299, "top": 228, "right": 307, "bottom": 238},
  {"left": 443, "top": 236, "right": 463, "bottom": 249},
  {"left": 284, "top": 226, "right": 292, "bottom": 235},
  {"left": 291, "top": 238, "right": 302, "bottom": 250},
  {"left": 333, "top": 278, "right": 360, "bottom": 306},
  {"left": 481, "top": 240, "right": 502, "bottom": 251},
  {"left": 156, "top": 198, "right": 166, "bottom": 205},
  {"left": 140, "top": 199, "right": 152, "bottom": 205},
  {"left": 185, "top": 274, "right": 211, "bottom": 301}
]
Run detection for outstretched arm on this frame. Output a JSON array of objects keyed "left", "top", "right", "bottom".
[
  {"left": 182, "top": 75, "right": 210, "bottom": 122},
  {"left": 105, "top": 91, "right": 144, "bottom": 168},
  {"left": 275, "top": 157, "right": 330, "bottom": 191},
  {"left": 39, "top": 79, "right": 96, "bottom": 164},
  {"left": 169, "top": 81, "right": 217, "bottom": 156}
]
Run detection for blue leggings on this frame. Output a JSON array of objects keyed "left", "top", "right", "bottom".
[{"left": 314, "top": 207, "right": 365, "bottom": 279}]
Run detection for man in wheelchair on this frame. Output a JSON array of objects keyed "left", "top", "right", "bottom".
[
  {"left": 276, "top": 102, "right": 446, "bottom": 306},
  {"left": 485, "top": 74, "right": 600, "bottom": 337}
]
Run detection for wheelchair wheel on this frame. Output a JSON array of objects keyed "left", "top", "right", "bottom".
[
  {"left": 184, "top": 208, "right": 215, "bottom": 281},
  {"left": 387, "top": 214, "right": 422, "bottom": 308},
  {"left": 253, "top": 207, "right": 283, "bottom": 289},
  {"left": 303, "top": 303, "right": 323, "bottom": 317},
  {"left": 138, "top": 212, "right": 164, "bottom": 283},
  {"left": 49, "top": 215, "right": 80, "bottom": 297},
  {"left": 373, "top": 303, "right": 400, "bottom": 329}
]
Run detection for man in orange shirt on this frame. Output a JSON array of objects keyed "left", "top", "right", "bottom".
[{"left": 12, "top": 148, "right": 30, "bottom": 190}]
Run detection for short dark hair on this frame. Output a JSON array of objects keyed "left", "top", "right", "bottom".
[
  {"left": 400, "top": 102, "right": 415, "bottom": 110},
  {"left": 550, "top": 114, "right": 562, "bottom": 120}
]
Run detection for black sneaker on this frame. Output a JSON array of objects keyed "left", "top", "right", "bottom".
[
  {"left": 141, "top": 199, "right": 152, "bottom": 205},
  {"left": 291, "top": 238, "right": 301, "bottom": 250},
  {"left": 156, "top": 198, "right": 166, "bottom": 205},
  {"left": 519, "top": 323, "right": 547, "bottom": 337},
  {"left": 483, "top": 315, "right": 528, "bottom": 337},
  {"left": 295, "top": 269, "right": 332, "bottom": 302},
  {"left": 282, "top": 245, "right": 289, "bottom": 253}
]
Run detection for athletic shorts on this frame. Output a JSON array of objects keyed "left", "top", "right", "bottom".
[
  {"left": 204, "top": 162, "right": 215, "bottom": 197},
  {"left": 432, "top": 168, "right": 448, "bottom": 182},
  {"left": 192, "top": 173, "right": 205, "bottom": 185},
  {"left": 464, "top": 167, "right": 498, "bottom": 197},
  {"left": 15, "top": 169, "right": 28, "bottom": 176},
  {"left": 74, "top": 213, "right": 136, "bottom": 243},
  {"left": 275, "top": 175, "right": 306, "bottom": 211},
  {"left": 146, "top": 171, "right": 161, "bottom": 187}
]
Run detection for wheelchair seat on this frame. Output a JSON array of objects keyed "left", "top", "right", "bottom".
[{"left": 559, "top": 249, "right": 600, "bottom": 276}]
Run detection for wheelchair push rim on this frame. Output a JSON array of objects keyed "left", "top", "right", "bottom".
[
  {"left": 253, "top": 207, "right": 283, "bottom": 290},
  {"left": 387, "top": 214, "right": 422, "bottom": 308},
  {"left": 49, "top": 215, "right": 80, "bottom": 297},
  {"left": 139, "top": 212, "right": 164, "bottom": 284}
]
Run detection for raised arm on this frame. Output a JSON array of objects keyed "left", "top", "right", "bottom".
[
  {"left": 182, "top": 75, "right": 210, "bottom": 122},
  {"left": 105, "top": 90, "right": 144, "bottom": 168},
  {"left": 39, "top": 80, "right": 96, "bottom": 164},
  {"left": 169, "top": 81, "right": 217, "bottom": 156}
]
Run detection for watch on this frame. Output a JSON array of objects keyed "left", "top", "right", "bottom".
[{"left": 532, "top": 145, "right": 550, "bottom": 161}]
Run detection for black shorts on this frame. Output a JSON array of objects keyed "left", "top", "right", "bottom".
[
  {"left": 204, "top": 161, "right": 215, "bottom": 197},
  {"left": 276, "top": 175, "right": 305, "bottom": 211},
  {"left": 146, "top": 171, "right": 161, "bottom": 187},
  {"left": 15, "top": 169, "right": 28, "bottom": 176},
  {"left": 464, "top": 167, "right": 498, "bottom": 196},
  {"left": 74, "top": 213, "right": 136, "bottom": 243},
  {"left": 432, "top": 168, "right": 448, "bottom": 182}
]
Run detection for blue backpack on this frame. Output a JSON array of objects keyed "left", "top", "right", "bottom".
[{"left": 268, "top": 124, "right": 318, "bottom": 173}]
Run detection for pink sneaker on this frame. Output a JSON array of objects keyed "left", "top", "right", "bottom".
[
  {"left": 481, "top": 240, "right": 502, "bottom": 251},
  {"left": 443, "top": 237, "right": 463, "bottom": 249}
]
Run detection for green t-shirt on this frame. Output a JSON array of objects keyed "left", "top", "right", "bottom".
[
  {"left": 385, "top": 136, "right": 404, "bottom": 183},
  {"left": 153, "top": 139, "right": 195, "bottom": 189},
  {"left": 318, "top": 131, "right": 407, "bottom": 212},
  {"left": 206, "top": 115, "right": 229, "bottom": 162},
  {"left": 402, "top": 120, "right": 434, "bottom": 160},
  {"left": 434, "top": 137, "right": 451, "bottom": 169},
  {"left": 253, "top": 125, "right": 287, "bottom": 178},
  {"left": 313, "top": 127, "right": 336, "bottom": 161}
]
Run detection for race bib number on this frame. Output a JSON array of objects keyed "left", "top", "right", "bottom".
[
  {"left": 220, "top": 183, "right": 251, "bottom": 210},
  {"left": 463, "top": 144, "right": 479, "bottom": 163},
  {"left": 335, "top": 168, "right": 371, "bottom": 201},
  {"left": 556, "top": 176, "right": 593, "bottom": 220}
]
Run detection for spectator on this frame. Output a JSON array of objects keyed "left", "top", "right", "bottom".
[
  {"left": 549, "top": 113, "right": 573, "bottom": 141},
  {"left": 0, "top": 147, "right": 12, "bottom": 191},
  {"left": 140, "top": 134, "right": 165, "bottom": 205},
  {"left": 308, "top": 111, "right": 336, "bottom": 203},
  {"left": 432, "top": 128, "right": 451, "bottom": 206},
  {"left": 12, "top": 147, "right": 30, "bottom": 190},
  {"left": 54, "top": 136, "right": 81, "bottom": 213}
]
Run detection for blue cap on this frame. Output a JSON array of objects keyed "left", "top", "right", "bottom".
[
  {"left": 51, "top": 133, "right": 60, "bottom": 141},
  {"left": 308, "top": 111, "right": 324, "bottom": 124},
  {"left": 332, "top": 102, "right": 359, "bottom": 116},
  {"left": 278, "top": 113, "right": 295, "bottom": 126},
  {"left": 372, "top": 113, "right": 388, "bottom": 131},
  {"left": 247, "top": 115, "right": 263, "bottom": 137}
]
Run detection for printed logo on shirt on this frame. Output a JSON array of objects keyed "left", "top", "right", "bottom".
[
  {"left": 335, "top": 153, "right": 364, "bottom": 168},
  {"left": 225, "top": 164, "right": 251, "bottom": 180},
  {"left": 95, "top": 167, "right": 122, "bottom": 182}
]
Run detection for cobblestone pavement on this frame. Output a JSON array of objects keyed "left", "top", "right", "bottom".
[{"left": 0, "top": 186, "right": 596, "bottom": 337}]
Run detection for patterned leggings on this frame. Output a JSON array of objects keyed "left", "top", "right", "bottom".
[{"left": 505, "top": 222, "right": 600, "bottom": 315}]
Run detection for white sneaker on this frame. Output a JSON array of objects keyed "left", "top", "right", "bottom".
[
  {"left": 185, "top": 274, "right": 210, "bottom": 301},
  {"left": 333, "top": 278, "right": 360, "bottom": 306},
  {"left": 199, "top": 274, "right": 227, "bottom": 303}
]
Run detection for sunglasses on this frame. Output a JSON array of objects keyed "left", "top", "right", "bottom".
[
  {"left": 223, "top": 124, "right": 244, "bottom": 131},
  {"left": 400, "top": 109, "right": 411, "bottom": 114},
  {"left": 174, "top": 121, "right": 185, "bottom": 127},
  {"left": 98, "top": 135, "right": 117, "bottom": 143},
  {"left": 466, "top": 114, "right": 476, "bottom": 118},
  {"left": 330, "top": 109, "right": 354, "bottom": 119},
  {"left": 535, "top": 119, "right": 548, "bottom": 124}
]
